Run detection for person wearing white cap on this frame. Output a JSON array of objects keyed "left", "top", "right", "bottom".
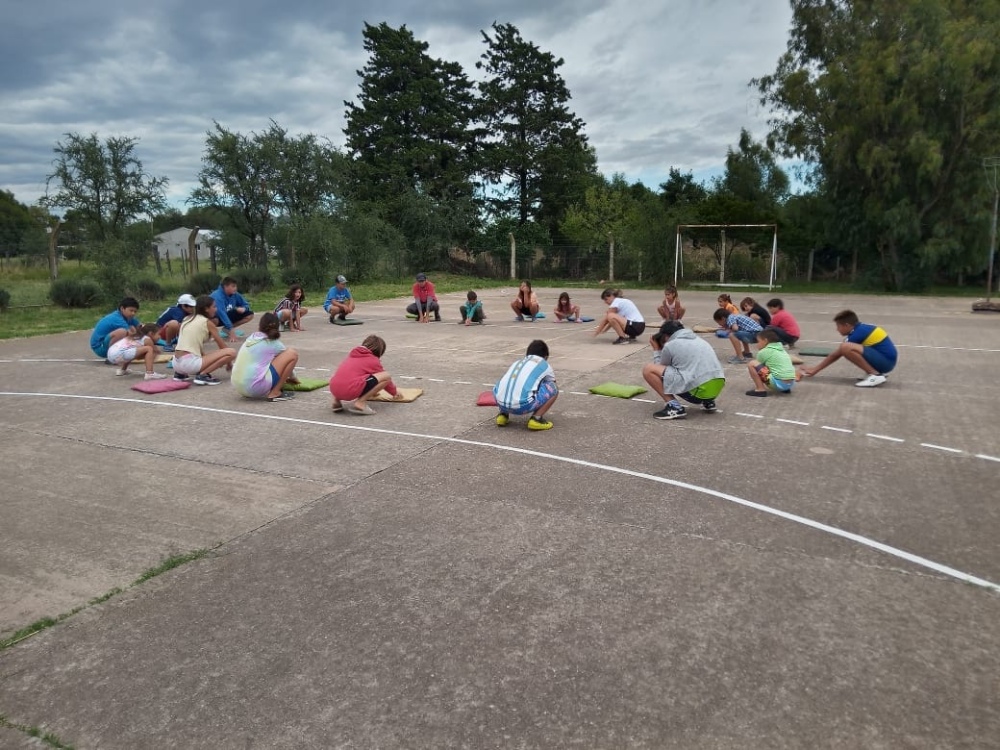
[
  {"left": 154, "top": 293, "right": 198, "bottom": 353},
  {"left": 324, "top": 275, "right": 356, "bottom": 322}
]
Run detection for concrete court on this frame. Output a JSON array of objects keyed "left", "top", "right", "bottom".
[{"left": 0, "top": 287, "right": 998, "bottom": 749}]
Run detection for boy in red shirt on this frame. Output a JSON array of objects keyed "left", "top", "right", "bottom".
[{"left": 765, "top": 298, "right": 801, "bottom": 348}]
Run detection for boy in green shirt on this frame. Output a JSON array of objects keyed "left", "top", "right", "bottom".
[{"left": 745, "top": 329, "right": 798, "bottom": 397}]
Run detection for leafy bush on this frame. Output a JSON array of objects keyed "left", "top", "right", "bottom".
[
  {"left": 189, "top": 272, "right": 221, "bottom": 296},
  {"left": 0, "top": 288, "right": 10, "bottom": 310},
  {"left": 50, "top": 278, "right": 102, "bottom": 308},
  {"left": 229, "top": 267, "right": 273, "bottom": 294},
  {"left": 136, "top": 278, "right": 164, "bottom": 301},
  {"left": 280, "top": 267, "right": 307, "bottom": 288}
]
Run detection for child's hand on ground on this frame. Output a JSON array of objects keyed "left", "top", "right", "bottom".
[{"left": 393, "top": 392, "right": 406, "bottom": 401}]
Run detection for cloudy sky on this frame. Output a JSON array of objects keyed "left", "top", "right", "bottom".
[{"left": 1, "top": 0, "right": 794, "bottom": 211}]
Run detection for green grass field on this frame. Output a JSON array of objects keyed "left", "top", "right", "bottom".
[{"left": 0, "top": 260, "right": 991, "bottom": 341}]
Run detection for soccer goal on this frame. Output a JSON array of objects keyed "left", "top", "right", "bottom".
[{"left": 674, "top": 223, "right": 779, "bottom": 289}]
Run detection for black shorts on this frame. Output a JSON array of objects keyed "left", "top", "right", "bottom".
[
  {"left": 624, "top": 321, "right": 646, "bottom": 338},
  {"left": 360, "top": 374, "right": 379, "bottom": 395}
]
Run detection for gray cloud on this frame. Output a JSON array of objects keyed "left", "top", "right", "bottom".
[{"left": 0, "top": 0, "right": 792, "bottom": 209}]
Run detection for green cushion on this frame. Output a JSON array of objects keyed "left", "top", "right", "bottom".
[
  {"left": 282, "top": 377, "right": 328, "bottom": 392},
  {"left": 798, "top": 346, "right": 835, "bottom": 357},
  {"left": 588, "top": 382, "right": 647, "bottom": 399}
]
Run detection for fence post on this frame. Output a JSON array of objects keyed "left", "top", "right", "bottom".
[
  {"left": 508, "top": 233, "right": 516, "bottom": 279},
  {"left": 47, "top": 219, "right": 62, "bottom": 282}
]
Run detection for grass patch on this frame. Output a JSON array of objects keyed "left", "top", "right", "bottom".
[
  {"left": 0, "top": 548, "right": 212, "bottom": 651},
  {"left": 0, "top": 715, "right": 75, "bottom": 749},
  {"left": 1, "top": 264, "right": 989, "bottom": 341}
]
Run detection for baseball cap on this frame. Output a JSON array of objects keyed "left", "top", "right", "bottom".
[
  {"left": 415, "top": 272, "right": 427, "bottom": 281},
  {"left": 177, "top": 293, "right": 197, "bottom": 307},
  {"left": 336, "top": 275, "right": 347, "bottom": 283}
]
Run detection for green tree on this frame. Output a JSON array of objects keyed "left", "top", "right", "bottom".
[
  {"left": 191, "top": 122, "right": 281, "bottom": 268},
  {"left": 343, "top": 21, "right": 480, "bottom": 267},
  {"left": 41, "top": 133, "right": 167, "bottom": 241},
  {"left": 755, "top": 0, "right": 1000, "bottom": 290},
  {"left": 0, "top": 190, "right": 36, "bottom": 256},
  {"left": 477, "top": 22, "right": 597, "bottom": 232}
]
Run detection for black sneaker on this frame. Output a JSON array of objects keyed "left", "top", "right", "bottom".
[
  {"left": 193, "top": 373, "right": 221, "bottom": 386},
  {"left": 172, "top": 373, "right": 190, "bottom": 382},
  {"left": 653, "top": 404, "right": 687, "bottom": 420},
  {"left": 612, "top": 336, "right": 628, "bottom": 345},
  {"left": 702, "top": 400, "right": 717, "bottom": 412}
]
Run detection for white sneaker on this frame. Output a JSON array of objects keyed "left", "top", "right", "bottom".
[
  {"left": 144, "top": 372, "right": 167, "bottom": 381},
  {"left": 855, "top": 374, "right": 887, "bottom": 388},
  {"left": 114, "top": 367, "right": 128, "bottom": 376}
]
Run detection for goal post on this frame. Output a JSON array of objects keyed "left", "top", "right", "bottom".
[{"left": 674, "top": 223, "right": 779, "bottom": 289}]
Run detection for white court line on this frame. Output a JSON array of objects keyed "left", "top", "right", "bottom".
[
  {"left": 427, "top": 378, "right": 445, "bottom": 383},
  {"left": 735, "top": 412, "right": 764, "bottom": 419},
  {"left": 776, "top": 418, "right": 810, "bottom": 426},
  {"left": 976, "top": 454, "right": 1000, "bottom": 463},
  {"left": 2, "top": 390, "right": 997, "bottom": 595},
  {"left": 921, "top": 443, "right": 964, "bottom": 454},
  {"left": 568, "top": 391, "right": 590, "bottom": 396},
  {"left": 867, "top": 433, "right": 905, "bottom": 443},
  {"left": 453, "top": 381, "right": 472, "bottom": 385},
  {"left": 821, "top": 426, "right": 853, "bottom": 434},
  {"left": 0, "top": 358, "right": 94, "bottom": 363}
]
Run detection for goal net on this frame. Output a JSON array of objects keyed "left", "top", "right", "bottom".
[{"left": 674, "top": 223, "right": 779, "bottom": 289}]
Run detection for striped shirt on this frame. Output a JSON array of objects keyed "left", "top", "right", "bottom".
[{"left": 493, "top": 355, "right": 555, "bottom": 412}]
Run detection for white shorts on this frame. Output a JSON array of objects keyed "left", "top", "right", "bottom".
[
  {"left": 172, "top": 353, "right": 203, "bottom": 376},
  {"left": 107, "top": 339, "right": 138, "bottom": 365}
]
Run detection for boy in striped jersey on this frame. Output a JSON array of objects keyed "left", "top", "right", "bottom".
[
  {"left": 799, "top": 310, "right": 897, "bottom": 387},
  {"left": 493, "top": 340, "right": 559, "bottom": 431}
]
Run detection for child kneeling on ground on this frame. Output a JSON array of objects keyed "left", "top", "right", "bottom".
[
  {"left": 493, "top": 339, "right": 559, "bottom": 431},
  {"left": 745, "top": 328, "right": 798, "bottom": 397}
]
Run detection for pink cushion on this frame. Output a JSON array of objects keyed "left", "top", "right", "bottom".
[
  {"left": 476, "top": 391, "right": 497, "bottom": 406},
  {"left": 131, "top": 379, "right": 191, "bottom": 394}
]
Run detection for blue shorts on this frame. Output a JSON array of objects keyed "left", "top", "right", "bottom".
[
  {"left": 92, "top": 333, "right": 113, "bottom": 359},
  {"left": 733, "top": 330, "right": 758, "bottom": 345},
  {"left": 862, "top": 347, "right": 896, "bottom": 375},
  {"left": 503, "top": 380, "right": 558, "bottom": 416}
]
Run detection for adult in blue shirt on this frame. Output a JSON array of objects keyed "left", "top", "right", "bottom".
[
  {"left": 90, "top": 297, "right": 141, "bottom": 360},
  {"left": 210, "top": 277, "right": 254, "bottom": 343},
  {"left": 324, "top": 275, "right": 356, "bottom": 322}
]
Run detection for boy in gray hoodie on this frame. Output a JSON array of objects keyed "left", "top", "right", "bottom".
[{"left": 642, "top": 321, "right": 726, "bottom": 420}]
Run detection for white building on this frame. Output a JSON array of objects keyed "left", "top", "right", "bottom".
[{"left": 153, "top": 227, "right": 220, "bottom": 262}]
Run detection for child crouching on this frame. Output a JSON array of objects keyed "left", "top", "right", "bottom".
[
  {"left": 745, "top": 329, "right": 798, "bottom": 397},
  {"left": 493, "top": 339, "right": 559, "bottom": 430}
]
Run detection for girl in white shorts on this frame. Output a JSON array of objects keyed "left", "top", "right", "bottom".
[
  {"left": 107, "top": 323, "right": 166, "bottom": 380},
  {"left": 172, "top": 296, "right": 236, "bottom": 385}
]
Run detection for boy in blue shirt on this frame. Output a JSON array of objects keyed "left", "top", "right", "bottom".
[
  {"left": 324, "top": 275, "right": 355, "bottom": 322},
  {"left": 712, "top": 307, "right": 763, "bottom": 364},
  {"left": 210, "top": 277, "right": 254, "bottom": 342},
  {"left": 154, "top": 293, "right": 197, "bottom": 352},
  {"left": 90, "top": 297, "right": 141, "bottom": 360},
  {"left": 800, "top": 309, "right": 897, "bottom": 388}
]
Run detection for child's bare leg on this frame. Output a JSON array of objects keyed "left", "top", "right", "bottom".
[
  {"left": 729, "top": 335, "right": 743, "bottom": 357},
  {"left": 747, "top": 360, "right": 766, "bottom": 391},
  {"left": 201, "top": 348, "right": 236, "bottom": 374},
  {"left": 138, "top": 344, "right": 156, "bottom": 372},
  {"left": 642, "top": 363, "right": 668, "bottom": 401},
  {"left": 267, "top": 349, "right": 299, "bottom": 399},
  {"left": 353, "top": 372, "right": 392, "bottom": 409},
  {"left": 841, "top": 343, "right": 878, "bottom": 374},
  {"left": 533, "top": 392, "right": 558, "bottom": 418},
  {"left": 608, "top": 314, "right": 626, "bottom": 337}
]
